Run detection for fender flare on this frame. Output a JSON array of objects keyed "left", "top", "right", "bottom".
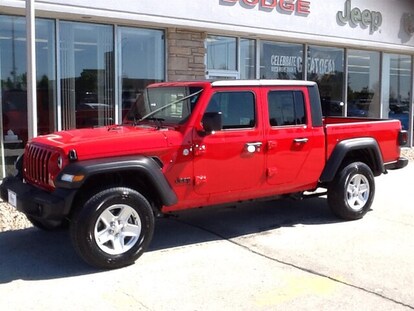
[
  {"left": 55, "top": 156, "right": 178, "bottom": 206},
  {"left": 319, "top": 137, "right": 384, "bottom": 183}
]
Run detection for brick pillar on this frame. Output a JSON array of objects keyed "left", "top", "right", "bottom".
[{"left": 167, "top": 28, "right": 206, "bottom": 81}]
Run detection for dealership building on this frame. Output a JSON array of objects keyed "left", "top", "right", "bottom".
[{"left": 1, "top": 0, "right": 414, "bottom": 177}]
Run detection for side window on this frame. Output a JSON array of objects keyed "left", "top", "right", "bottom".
[
  {"left": 268, "top": 91, "right": 306, "bottom": 126},
  {"left": 206, "top": 91, "right": 256, "bottom": 129}
]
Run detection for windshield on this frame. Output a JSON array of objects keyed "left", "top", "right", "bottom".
[{"left": 124, "top": 86, "right": 203, "bottom": 125}]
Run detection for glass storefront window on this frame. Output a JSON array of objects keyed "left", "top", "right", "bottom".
[
  {"left": 260, "top": 41, "right": 303, "bottom": 80},
  {"left": 347, "top": 50, "right": 380, "bottom": 118},
  {"left": 60, "top": 21, "right": 114, "bottom": 130},
  {"left": 1, "top": 16, "right": 28, "bottom": 146},
  {"left": 0, "top": 18, "right": 166, "bottom": 178},
  {"left": 118, "top": 27, "right": 165, "bottom": 121},
  {"left": 307, "top": 46, "right": 344, "bottom": 116},
  {"left": 36, "top": 19, "right": 56, "bottom": 136},
  {"left": 206, "top": 36, "right": 256, "bottom": 79},
  {"left": 206, "top": 35, "right": 237, "bottom": 71},
  {"left": 0, "top": 16, "right": 56, "bottom": 177},
  {"left": 240, "top": 38, "right": 256, "bottom": 79},
  {"left": 382, "top": 54, "right": 412, "bottom": 132}
]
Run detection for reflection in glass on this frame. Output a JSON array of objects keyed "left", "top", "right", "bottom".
[
  {"left": 383, "top": 54, "right": 411, "bottom": 133},
  {"left": 0, "top": 16, "right": 56, "bottom": 177},
  {"left": 240, "top": 39, "right": 256, "bottom": 79},
  {"left": 119, "top": 27, "right": 165, "bottom": 121},
  {"left": 36, "top": 19, "right": 56, "bottom": 136},
  {"left": 125, "top": 87, "right": 202, "bottom": 125},
  {"left": 347, "top": 50, "right": 380, "bottom": 118},
  {"left": 260, "top": 41, "right": 303, "bottom": 80},
  {"left": 207, "top": 35, "right": 237, "bottom": 71},
  {"left": 60, "top": 22, "right": 114, "bottom": 129},
  {"left": 307, "top": 46, "right": 344, "bottom": 116},
  {"left": 1, "top": 16, "right": 28, "bottom": 145},
  {"left": 268, "top": 91, "right": 306, "bottom": 126}
]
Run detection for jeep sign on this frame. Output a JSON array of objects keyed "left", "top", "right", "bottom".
[{"left": 337, "top": 0, "right": 382, "bottom": 34}]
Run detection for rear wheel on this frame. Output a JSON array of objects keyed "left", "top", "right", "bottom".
[
  {"left": 70, "top": 187, "right": 154, "bottom": 269},
  {"left": 328, "top": 162, "right": 375, "bottom": 220}
]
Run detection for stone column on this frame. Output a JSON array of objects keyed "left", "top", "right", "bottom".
[{"left": 167, "top": 28, "right": 206, "bottom": 81}]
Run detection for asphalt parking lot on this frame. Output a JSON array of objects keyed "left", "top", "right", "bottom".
[{"left": 0, "top": 163, "right": 413, "bottom": 311}]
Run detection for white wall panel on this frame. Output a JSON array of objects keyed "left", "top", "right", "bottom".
[{"left": 2, "top": 0, "right": 414, "bottom": 52}]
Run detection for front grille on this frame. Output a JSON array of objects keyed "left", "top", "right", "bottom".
[{"left": 24, "top": 144, "right": 53, "bottom": 188}]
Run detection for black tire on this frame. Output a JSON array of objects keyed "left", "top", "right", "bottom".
[
  {"left": 70, "top": 187, "right": 154, "bottom": 269},
  {"left": 327, "top": 162, "right": 375, "bottom": 220}
]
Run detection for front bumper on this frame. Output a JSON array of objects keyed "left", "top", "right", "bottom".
[
  {"left": 0, "top": 176, "right": 76, "bottom": 221},
  {"left": 384, "top": 157, "right": 409, "bottom": 170}
]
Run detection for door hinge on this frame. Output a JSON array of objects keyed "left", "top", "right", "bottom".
[
  {"left": 193, "top": 144, "right": 206, "bottom": 156},
  {"left": 195, "top": 175, "right": 207, "bottom": 186},
  {"left": 267, "top": 141, "right": 277, "bottom": 151},
  {"left": 267, "top": 167, "right": 278, "bottom": 178}
]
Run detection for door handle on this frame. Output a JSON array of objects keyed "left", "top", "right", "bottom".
[
  {"left": 293, "top": 138, "right": 309, "bottom": 144},
  {"left": 245, "top": 142, "right": 262, "bottom": 153}
]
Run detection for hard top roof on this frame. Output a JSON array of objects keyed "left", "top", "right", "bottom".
[
  {"left": 148, "top": 80, "right": 316, "bottom": 88},
  {"left": 211, "top": 80, "right": 317, "bottom": 87}
]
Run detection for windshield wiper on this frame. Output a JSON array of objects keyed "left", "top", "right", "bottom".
[
  {"left": 138, "top": 89, "right": 203, "bottom": 123},
  {"left": 145, "top": 117, "right": 165, "bottom": 128}
]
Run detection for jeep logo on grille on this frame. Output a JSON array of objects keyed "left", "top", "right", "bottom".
[{"left": 337, "top": 0, "right": 382, "bottom": 34}]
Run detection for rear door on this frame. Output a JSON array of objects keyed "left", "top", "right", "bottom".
[
  {"left": 193, "top": 88, "right": 265, "bottom": 195},
  {"left": 264, "top": 86, "right": 324, "bottom": 190}
]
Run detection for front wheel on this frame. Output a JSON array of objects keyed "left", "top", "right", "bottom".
[
  {"left": 70, "top": 187, "right": 154, "bottom": 269},
  {"left": 328, "top": 162, "right": 375, "bottom": 220}
]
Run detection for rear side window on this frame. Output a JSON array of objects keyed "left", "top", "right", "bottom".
[
  {"left": 268, "top": 91, "right": 306, "bottom": 126},
  {"left": 206, "top": 91, "right": 256, "bottom": 129}
]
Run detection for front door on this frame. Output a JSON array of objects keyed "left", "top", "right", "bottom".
[{"left": 193, "top": 90, "right": 264, "bottom": 195}]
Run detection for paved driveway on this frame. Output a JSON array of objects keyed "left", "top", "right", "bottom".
[{"left": 0, "top": 164, "right": 413, "bottom": 310}]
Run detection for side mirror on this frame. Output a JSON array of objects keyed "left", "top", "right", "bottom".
[{"left": 202, "top": 112, "right": 222, "bottom": 134}]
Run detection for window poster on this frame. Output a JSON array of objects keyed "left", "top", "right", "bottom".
[{"left": 260, "top": 42, "right": 303, "bottom": 80}]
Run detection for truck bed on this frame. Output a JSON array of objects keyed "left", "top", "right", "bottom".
[{"left": 323, "top": 116, "right": 403, "bottom": 164}]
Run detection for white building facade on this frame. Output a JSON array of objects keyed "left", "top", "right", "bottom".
[{"left": 1, "top": 0, "right": 413, "bottom": 176}]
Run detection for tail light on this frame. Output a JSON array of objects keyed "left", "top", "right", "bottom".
[{"left": 398, "top": 130, "right": 408, "bottom": 146}]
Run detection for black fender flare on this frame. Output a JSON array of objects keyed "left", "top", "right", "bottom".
[
  {"left": 55, "top": 156, "right": 178, "bottom": 206},
  {"left": 319, "top": 137, "right": 384, "bottom": 183}
]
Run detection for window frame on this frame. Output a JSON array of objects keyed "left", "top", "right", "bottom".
[
  {"left": 206, "top": 35, "right": 256, "bottom": 80},
  {"left": 206, "top": 90, "right": 257, "bottom": 130},
  {"left": 267, "top": 90, "right": 307, "bottom": 127}
]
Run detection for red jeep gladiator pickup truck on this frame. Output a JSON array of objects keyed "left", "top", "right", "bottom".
[{"left": 0, "top": 80, "right": 408, "bottom": 269}]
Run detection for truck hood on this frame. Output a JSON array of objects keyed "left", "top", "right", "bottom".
[{"left": 32, "top": 125, "right": 172, "bottom": 159}]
